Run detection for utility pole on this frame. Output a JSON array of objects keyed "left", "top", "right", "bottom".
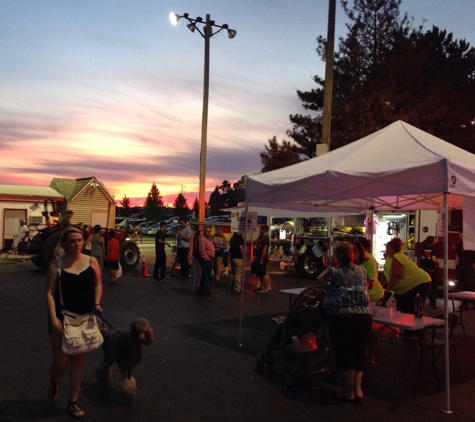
[{"left": 321, "top": 0, "right": 336, "bottom": 152}]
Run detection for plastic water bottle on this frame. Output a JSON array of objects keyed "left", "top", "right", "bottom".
[
  {"left": 389, "top": 296, "right": 397, "bottom": 315},
  {"left": 414, "top": 293, "right": 423, "bottom": 318}
]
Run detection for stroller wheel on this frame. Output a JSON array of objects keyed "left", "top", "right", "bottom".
[
  {"left": 256, "top": 353, "right": 265, "bottom": 373},
  {"left": 266, "top": 353, "right": 276, "bottom": 377},
  {"left": 283, "top": 363, "right": 298, "bottom": 387}
]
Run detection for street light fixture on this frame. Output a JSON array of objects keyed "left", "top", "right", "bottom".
[{"left": 170, "top": 12, "right": 237, "bottom": 222}]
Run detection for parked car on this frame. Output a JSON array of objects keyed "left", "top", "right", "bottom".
[
  {"left": 166, "top": 223, "right": 181, "bottom": 237},
  {"left": 143, "top": 222, "right": 161, "bottom": 236},
  {"left": 125, "top": 219, "right": 148, "bottom": 233},
  {"left": 205, "top": 216, "right": 221, "bottom": 221}
]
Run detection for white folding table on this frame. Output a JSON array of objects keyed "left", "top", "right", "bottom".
[
  {"left": 448, "top": 291, "right": 475, "bottom": 337},
  {"left": 372, "top": 312, "right": 445, "bottom": 397},
  {"left": 279, "top": 287, "right": 307, "bottom": 309}
]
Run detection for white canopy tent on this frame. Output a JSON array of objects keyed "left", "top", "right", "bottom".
[
  {"left": 246, "top": 120, "right": 473, "bottom": 211},
  {"left": 244, "top": 120, "right": 475, "bottom": 413}
]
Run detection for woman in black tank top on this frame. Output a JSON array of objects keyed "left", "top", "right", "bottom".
[{"left": 45, "top": 227, "right": 103, "bottom": 419}]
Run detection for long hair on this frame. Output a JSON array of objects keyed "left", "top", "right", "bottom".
[
  {"left": 353, "top": 240, "right": 367, "bottom": 264},
  {"left": 193, "top": 229, "right": 203, "bottom": 241}
]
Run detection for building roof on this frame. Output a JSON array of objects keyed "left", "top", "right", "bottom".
[
  {"left": 0, "top": 184, "right": 64, "bottom": 198},
  {"left": 50, "top": 177, "right": 114, "bottom": 202}
]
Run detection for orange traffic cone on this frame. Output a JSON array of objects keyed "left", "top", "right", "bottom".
[{"left": 139, "top": 255, "right": 151, "bottom": 277}]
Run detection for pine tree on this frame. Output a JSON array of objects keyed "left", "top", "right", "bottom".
[
  {"left": 233, "top": 176, "right": 247, "bottom": 204},
  {"left": 260, "top": 136, "right": 302, "bottom": 172},
  {"left": 173, "top": 193, "right": 189, "bottom": 216},
  {"left": 286, "top": 0, "right": 475, "bottom": 152},
  {"left": 120, "top": 194, "right": 131, "bottom": 216},
  {"left": 192, "top": 198, "right": 199, "bottom": 216},
  {"left": 144, "top": 182, "right": 165, "bottom": 222}
]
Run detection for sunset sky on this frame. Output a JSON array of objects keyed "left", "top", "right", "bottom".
[{"left": 1, "top": 1, "right": 474, "bottom": 207}]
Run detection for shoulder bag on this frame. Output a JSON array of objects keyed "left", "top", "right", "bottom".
[
  {"left": 84, "top": 235, "right": 93, "bottom": 251},
  {"left": 58, "top": 262, "right": 103, "bottom": 355}
]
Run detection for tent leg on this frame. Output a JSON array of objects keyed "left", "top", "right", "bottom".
[
  {"left": 442, "top": 192, "right": 451, "bottom": 413},
  {"left": 237, "top": 201, "right": 250, "bottom": 347}
]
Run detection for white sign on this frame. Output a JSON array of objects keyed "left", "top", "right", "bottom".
[{"left": 231, "top": 211, "right": 258, "bottom": 233}]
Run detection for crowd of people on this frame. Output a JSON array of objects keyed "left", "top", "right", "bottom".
[
  {"left": 150, "top": 218, "right": 271, "bottom": 300},
  {"left": 43, "top": 212, "right": 454, "bottom": 415}
]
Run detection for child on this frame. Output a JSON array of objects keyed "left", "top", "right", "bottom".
[{"left": 107, "top": 230, "right": 120, "bottom": 284}]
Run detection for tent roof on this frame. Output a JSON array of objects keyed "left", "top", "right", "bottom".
[{"left": 246, "top": 121, "right": 475, "bottom": 211}]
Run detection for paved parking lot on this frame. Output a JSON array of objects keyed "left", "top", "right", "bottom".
[{"left": 1, "top": 254, "right": 475, "bottom": 421}]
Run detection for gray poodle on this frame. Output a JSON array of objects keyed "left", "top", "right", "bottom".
[{"left": 97, "top": 318, "right": 154, "bottom": 400}]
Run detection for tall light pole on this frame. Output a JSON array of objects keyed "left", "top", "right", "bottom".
[
  {"left": 321, "top": 0, "right": 336, "bottom": 151},
  {"left": 170, "top": 12, "right": 236, "bottom": 222}
]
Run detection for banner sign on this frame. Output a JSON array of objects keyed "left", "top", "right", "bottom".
[{"left": 231, "top": 211, "right": 257, "bottom": 233}]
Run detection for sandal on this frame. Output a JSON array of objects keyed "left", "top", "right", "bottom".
[
  {"left": 47, "top": 380, "right": 59, "bottom": 402},
  {"left": 336, "top": 391, "right": 355, "bottom": 403},
  {"left": 67, "top": 402, "right": 85, "bottom": 419}
]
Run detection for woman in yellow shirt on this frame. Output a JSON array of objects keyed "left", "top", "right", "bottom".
[{"left": 381, "top": 237, "right": 430, "bottom": 314}]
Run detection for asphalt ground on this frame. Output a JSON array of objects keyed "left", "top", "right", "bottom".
[{"left": 1, "top": 246, "right": 475, "bottom": 422}]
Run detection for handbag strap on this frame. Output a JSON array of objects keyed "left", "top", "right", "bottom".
[{"left": 58, "top": 257, "right": 65, "bottom": 310}]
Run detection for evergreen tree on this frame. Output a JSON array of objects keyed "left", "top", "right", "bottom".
[
  {"left": 206, "top": 178, "right": 249, "bottom": 214},
  {"left": 192, "top": 198, "right": 199, "bottom": 216},
  {"left": 120, "top": 194, "right": 131, "bottom": 216},
  {"left": 233, "top": 176, "right": 247, "bottom": 204},
  {"left": 208, "top": 186, "right": 223, "bottom": 216},
  {"left": 285, "top": 0, "right": 475, "bottom": 152},
  {"left": 173, "top": 193, "right": 189, "bottom": 216},
  {"left": 260, "top": 136, "right": 302, "bottom": 172},
  {"left": 144, "top": 182, "right": 165, "bottom": 222}
]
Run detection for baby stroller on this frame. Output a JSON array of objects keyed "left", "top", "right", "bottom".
[{"left": 257, "top": 286, "right": 335, "bottom": 387}]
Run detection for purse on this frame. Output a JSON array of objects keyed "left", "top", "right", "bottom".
[
  {"left": 61, "top": 310, "right": 103, "bottom": 355},
  {"left": 116, "top": 262, "right": 123, "bottom": 278},
  {"left": 85, "top": 236, "right": 92, "bottom": 251},
  {"left": 58, "top": 263, "right": 103, "bottom": 355}
]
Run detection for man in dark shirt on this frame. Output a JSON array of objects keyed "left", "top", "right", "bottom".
[
  {"left": 154, "top": 222, "right": 171, "bottom": 282},
  {"left": 229, "top": 232, "right": 244, "bottom": 293},
  {"left": 61, "top": 210, "right": 74, "bottom": 227}
]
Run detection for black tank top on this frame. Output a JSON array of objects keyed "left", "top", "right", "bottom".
[{"left": 55, "top": 262, "right": 96, "bottom": 317}]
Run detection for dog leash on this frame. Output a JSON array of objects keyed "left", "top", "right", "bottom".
[{"left": 94, "top": 310, "right": 116, "bottom": 331}]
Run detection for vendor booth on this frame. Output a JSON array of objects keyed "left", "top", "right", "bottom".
[{"left": 243, "top": 120, "right": 475, "bottom": 413}]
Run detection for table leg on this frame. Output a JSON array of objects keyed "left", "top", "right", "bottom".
[
  {"left": 412, "top": 326, "right": 441, "bottom": 398},
  {"left": 460, "top": 300, "right": 467, "bottom": 338},
  {"left": 451, "top": 297, "right": 466, "bottom": 337}
]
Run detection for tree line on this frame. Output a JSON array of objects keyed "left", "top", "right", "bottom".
[{"left": 119, "top": 177, "right": 246, "bottom": 221}]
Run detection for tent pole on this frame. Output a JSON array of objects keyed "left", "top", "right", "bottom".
[
  {"left": 237, "top": 201, "right": 249, "bottom": 347},
  {"left": 442, "top": 192, "right": 452, "bottom": 414}
]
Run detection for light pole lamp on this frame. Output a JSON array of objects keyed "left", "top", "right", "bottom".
[{"left": 170, "top": 12, "right": 236, "bottom": 222}]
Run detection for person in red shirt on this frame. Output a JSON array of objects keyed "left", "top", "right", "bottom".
[{"left": 106, "top": 230, "right": 120, "bottom": 285}]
